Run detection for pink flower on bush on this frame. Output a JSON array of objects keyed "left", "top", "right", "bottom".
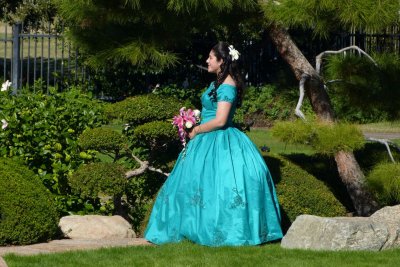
[{"left": 172, "top": 107, "right": 201, "bottom": 148}]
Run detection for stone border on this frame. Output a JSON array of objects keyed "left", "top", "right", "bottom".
[{"left": 0, "top": 238, "right": 151, "bottom": 257}]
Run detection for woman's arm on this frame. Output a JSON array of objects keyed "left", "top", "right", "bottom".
[{"left": 188, "top": 101, "right": 232, "bottom": 139}]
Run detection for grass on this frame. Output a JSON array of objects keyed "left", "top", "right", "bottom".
[
  {"left": 4, "top": 241, "right": 400, "bottom": 267},
  {"left": 357, "top": 121, "right": 400, "bottom": 133}
]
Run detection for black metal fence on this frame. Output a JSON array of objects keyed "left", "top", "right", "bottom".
[
  {"left": 1, "top": 22, "right": 399, "bottom": 93},
  {"left": 0, "top": 22, "right": 88, "bottom": 93}
]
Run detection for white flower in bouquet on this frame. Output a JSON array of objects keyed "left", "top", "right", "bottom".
[
  {"left": 193, "top": 109, "right": 201, "bottom": 118},
  {"left": 1, "top": 80, "right": 11, "bottom": 92},
  {"left": 185, "top": 121, "right": 193, "bottom": 129}
]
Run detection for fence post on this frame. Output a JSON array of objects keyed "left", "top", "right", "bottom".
[{"left": 12, "top": 22, "right": 22, "bottom": 93}]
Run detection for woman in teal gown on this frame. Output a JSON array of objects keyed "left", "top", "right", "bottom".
[{"left": 144, "top": 42, "right": 283, "bottom": 246}]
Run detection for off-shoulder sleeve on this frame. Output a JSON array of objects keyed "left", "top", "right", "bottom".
[{"left": 217, "top": 84, "right": 237, "bottom": 103}]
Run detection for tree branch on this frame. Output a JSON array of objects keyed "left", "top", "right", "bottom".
[
  {"left": 125, "top": 153, "right": 169, "bottom": 178},
  {"left": 316, "top": 45, "right": 377, "bottom": 75},
  {"left": 366, "top": 138, "right": 397, "bottom": 163},
  {"left": 295, "top": 73, "right": 310, "bottom": 120}
]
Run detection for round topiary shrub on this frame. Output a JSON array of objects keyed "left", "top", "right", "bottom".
[
  {"left": 69, "top": 162, "right": 127, "bottom": 199},
  {"left": 78, "top": 127, "right": 127, "bottom": 152},
  {"left": 132, "top": 121, "right": 178, "bottom": 149},
  {"left": 104, "top": 94, "right": 182, "bottom": 125},
  {"left": 0, "top": 158, "right": 59, "bottom": 245},
  {"left": 366, "top": 163, "right": 400, "bottom": 206}
]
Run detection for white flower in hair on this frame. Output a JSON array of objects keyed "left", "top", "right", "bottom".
[{"left": 228, "top": 45, "right": 240, "bottom": 61}]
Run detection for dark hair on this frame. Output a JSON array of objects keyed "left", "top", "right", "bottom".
[{"left": 208, "top": 41, "right": 245, "bottom": 107}]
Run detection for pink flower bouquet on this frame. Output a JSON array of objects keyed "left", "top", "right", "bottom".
[{"left": 172, "top": 107, "right": 201, "bottom": 149}]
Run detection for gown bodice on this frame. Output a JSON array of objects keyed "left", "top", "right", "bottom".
[{"left": 200, "top": 83, "right": 237, "bottom": 125}]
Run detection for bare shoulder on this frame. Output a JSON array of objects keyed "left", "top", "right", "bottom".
[{"left": 222, "top": 75, "right": 236, "bottom": 87}]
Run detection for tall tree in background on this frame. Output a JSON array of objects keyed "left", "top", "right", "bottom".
[
  {"left": 0, "top": 0, "right": 57, "bottom": 30},
  {"left": 261, "top": 0, "right": 400, "bottom": 215}
]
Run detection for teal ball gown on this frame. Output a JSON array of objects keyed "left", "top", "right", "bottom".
[{"left": 144, "top": 83, "right": 283, "bottom": 246}]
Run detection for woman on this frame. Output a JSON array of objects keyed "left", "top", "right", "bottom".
[{"left": 144, "top": 42, "right": 283, "bottom": 246}]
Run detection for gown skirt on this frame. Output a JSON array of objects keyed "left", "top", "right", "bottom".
[{"left": 144, "top": 125, "right": 283, "bottom": 246}]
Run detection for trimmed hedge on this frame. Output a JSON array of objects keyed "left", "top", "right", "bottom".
[
  {"left": 0, "top": 158, "right": 59, "bottom": 245},
  {"left": 78, "top": 127, "right": 127, "bottom": 152},
  {"left": 265, "top": 154, "right": 348, "bottom": 231},
  {"left": 69, "top": 162, "right": 127, "bottom": 199},
  {"left": 104, "top": 94, "right": 182, "bottom": 125},
  {"left": 132, "top": 121, "right": 178, "bottom": 149}
]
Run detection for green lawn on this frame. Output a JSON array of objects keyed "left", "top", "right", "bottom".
[
  {"left": 357, "top": 121, "right": 400, "bottom": 133},
  {"left": 0, "top": 31, "right": 68, "bottom": 60},
  {"left": 4, "top": 242, "right": 400, "bottom": 267}
]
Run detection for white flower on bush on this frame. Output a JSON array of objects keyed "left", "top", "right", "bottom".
[
  {"left": 1, "top": 80, "right": 11, "bottom": 91},
  {"left": 185, "top": 121, "right": 193, "bottom": 129},
  {"left": 1, "top": 119, "right": 8, "bottom": 130},
  {"left": 228, "top": 45, "right": 240, "bottom": 61}
]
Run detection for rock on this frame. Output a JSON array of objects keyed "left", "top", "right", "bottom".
[
  {"left": 281, "top": 214, "right": 388, "bottom": 251},
  {"left": 370, "top": 205, "right": 400, "bottom": 249},
  {"left": 59, "top": 215, "right": 136, "bottom": 240}
]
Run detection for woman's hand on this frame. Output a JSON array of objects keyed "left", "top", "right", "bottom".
[{"left": 188, "top": 126, "right": 198, "bottom": 139}]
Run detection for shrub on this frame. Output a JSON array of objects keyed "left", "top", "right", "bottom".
[
  {"left": 152, "top": 84, "right": 202, "bottom": 108},
  {"left": 235, "top": 85, "right": 314, "bottom": 127},
  {"left": 0, "top": 88, "right": 106, "bottom": 197},
  {"left": 69, "top": 162, "right": 127, "bottom": 199},
  {"left": 0, "top": 158, "right": 59, "bottom": 245},
  {"left": 366, "top": 163, "right": 400, "bottom": 206},
  {"left": 266, "top": 154, "right": 348, "bottom": 231},
  {"left": 132, "top": 121, "right": 178, "bottom": 149},
  {"left": 126, "top": 171, "right": 166, "bottom": 234},
  {"left": 78, "top": 127, "right": 127, "bottom": 152},
  {"left": 104, "top": 94, "right": 182, "bottom": 125},
  {"left": 355, "top": 143, "right": 400, "bottom": 172},
  {"left": 315, "top": 123, "right": 365, "bottom": 154},
  {"left": 271, "top": 119, "right": 365, "bottom": 155}
]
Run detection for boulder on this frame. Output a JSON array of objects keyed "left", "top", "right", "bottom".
[
  {"left": 281, "top": 215, "right": 388, "bottom": 251},
  {"left": 59, "top": 215, "right": 136, "bottom": 240},
  {"left": 370, "top": 205, "right": 400, "bottom": 249}
]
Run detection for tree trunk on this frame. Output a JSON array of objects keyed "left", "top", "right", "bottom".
[
  {"left": 267, "top": 23, "right": 379, "bottom": 216},
  {"left": 334, "top": 151, "right": 379, "bottom": 215}
]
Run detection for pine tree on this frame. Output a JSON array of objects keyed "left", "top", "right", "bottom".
[{"left": 56, "top": 0, "right": 256, "bottom": 69}]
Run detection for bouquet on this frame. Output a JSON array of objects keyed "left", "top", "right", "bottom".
[{"left": 172, "top": 107, "right": 201, "bottom": 149}]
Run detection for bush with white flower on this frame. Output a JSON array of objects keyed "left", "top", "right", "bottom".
[{"left": 1, "top": 80, "right": 11, "bottom": 130}]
